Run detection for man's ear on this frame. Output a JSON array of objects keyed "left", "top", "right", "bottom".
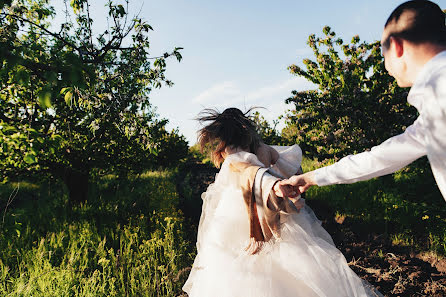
[{"left": 390, "top": 36, "right": 404, "bottom": 58}]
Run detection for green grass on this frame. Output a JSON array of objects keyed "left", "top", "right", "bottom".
[
  {"left": 1, "top": 156, "right": 445, "bottom": 296},
  {"left": 0, "top": 171, "right": 194, "bottom": 296},
  {"left": 302, "top": 157, "right": 446, "bottom": 255}
]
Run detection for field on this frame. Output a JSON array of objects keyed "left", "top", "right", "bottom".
[
  {"left": 0, "top": 158, "right": 445, "bottom": 296},
  {"left": 0, "top": 171, "right": 193, "bottom": 296}
]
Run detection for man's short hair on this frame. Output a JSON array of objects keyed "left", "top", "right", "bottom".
[{"left": 384, "top": 0, "right": 446, "bottom": 46}]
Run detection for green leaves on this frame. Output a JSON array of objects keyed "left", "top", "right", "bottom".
[
  {"left": 148, "top": 146, "right": 159, "bottom": 157},
  {"left": 60, "top": 87, "right": 74, "bottom": 107},
  {"left": 284, "top": 27, "right": 416, "bottom": 161},
  {"left": 0, "top": 0, "right": 13, "bottom": 10},
  {"left": 1, "top": 0, "right": 187, "bottom": 185},
  {"left": 64, "top": 91, "right": 73, "bottom": 106},
  {"left": 70, "top": 0, "right": 86, "bottom": 14},
  {"left": 38, "top": 89, "right": 52, "bottom": 109},
  {"left": 173, "top": 47, "right": 183, "bottom": 62},
  {"left": 14, "top": 66, "right": 30, "bottom": 86},
  {"left": 23, "top": 153, "right": 36, "bottom": 164},
  {"left": 116, "top": 4, "right": 125, "bottom": 17},
  {"left": 108, "top": 3, "right": 126, "bottom": 17}
]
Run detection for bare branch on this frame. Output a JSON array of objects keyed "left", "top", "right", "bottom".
[
  {"left": 85, "top": 0, "right": 93, "bottom": 49},
  {"left": 1, "top": 12, "right": 80, "bottom": 52},
  {"left": 63, "top": 0, "right": 73, "bottom": 27}
]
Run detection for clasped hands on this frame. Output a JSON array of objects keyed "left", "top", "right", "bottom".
[
  {"left": 255, "top": 143, "right": 316, "bottom": 198},
  {"left": 272, "top": 172, "right": 316, "bottom": 198}
]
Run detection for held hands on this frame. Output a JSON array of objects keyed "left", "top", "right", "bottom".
[
  {"left": 273, "top": 172, "right": 317, "bottom": 197},
  {"left": 273, "top": 180, "right": 300, "bottom": 198}
]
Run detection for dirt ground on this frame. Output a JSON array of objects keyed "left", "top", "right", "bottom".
[
  {"left": 306, "top": 199, "right": 446, "bottom": 297},
  {"left": 177, "top": 162, "right": 446, "bottom": 297}
]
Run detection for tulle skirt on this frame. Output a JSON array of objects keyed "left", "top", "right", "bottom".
[{"left": 183, "top": 149, "right": 381, "bottom": 297}]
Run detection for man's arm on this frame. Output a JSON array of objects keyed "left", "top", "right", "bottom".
[{"left": 282, "top": 116, "right": 427, "bottom": 191}]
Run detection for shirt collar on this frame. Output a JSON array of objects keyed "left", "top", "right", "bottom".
[{"left": 408, "top": 50, "right": 446, "bottom": 110}]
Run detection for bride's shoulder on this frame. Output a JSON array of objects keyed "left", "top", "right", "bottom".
[
  {"left": 270, "top": 144, "right": 303, "bottom": 167},
  {"left": 223, "top": 150, "right": 263, "bottom": 167},
  {"left": 269, "top": 144, "right": 302, "bottom": 155}
]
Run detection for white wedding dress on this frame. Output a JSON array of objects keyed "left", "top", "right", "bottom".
[{"left": 183, "top": 145, "right": 381, "bottom": 297}]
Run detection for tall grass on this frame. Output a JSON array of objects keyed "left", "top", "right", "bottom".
[
  {"left": 302, "top": 157, "right": 446, "bottom": 255},
  {"left": 0, "top": 171, "right": 193, "bottom": 296},
  {"left": 2, "top": 155, "right": 445, "bottom": 296}
]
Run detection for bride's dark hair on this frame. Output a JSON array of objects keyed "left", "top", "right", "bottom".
[{"left": 197, "top": 107, "right": 261, "bottom": 167}]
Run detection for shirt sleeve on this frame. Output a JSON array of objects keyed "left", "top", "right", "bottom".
[{"left": 313, "top": 116, "right": 427, "bottom": 186}]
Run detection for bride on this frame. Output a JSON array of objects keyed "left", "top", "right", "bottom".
[{"left": 183, "top": 108, "right": 381, "bottom": 297}]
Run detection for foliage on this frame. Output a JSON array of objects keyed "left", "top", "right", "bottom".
[
  {"left": 251, "top": 111, "right": 283, "bottom": 145},
  {"left": 283, "top": 26, "right": 417, "bottom": 161},
  {"left": 0, "top": 171, "right": 194, "bottom": 296},
  {"left": 0, "top": 0, "right": 187, "bottom": 201},
  {"left": 188, "top": 143, "right": 213, "bottom": 165}
]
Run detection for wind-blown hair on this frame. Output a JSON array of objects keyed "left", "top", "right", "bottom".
[
  {"left": 197, "top": 107, "right": 261, "bottom": 167},
  {"left": 384, "top": 0, "right": 446, "bottom": 46}
]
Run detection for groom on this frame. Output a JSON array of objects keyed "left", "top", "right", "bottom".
[{"left": 276, "top": 0, "right": 446, "bottom": 199}]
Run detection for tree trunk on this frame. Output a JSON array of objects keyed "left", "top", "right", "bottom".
[{"left": 63, "top": 168, "right": 89, "bottom": 204}]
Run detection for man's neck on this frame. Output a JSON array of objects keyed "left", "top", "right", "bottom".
[
  {"left": 416, "top": 43, "right": 446, "bottom": 64},
  {"left": 405, "top": 43, "right": 446, "bottom": 85}
]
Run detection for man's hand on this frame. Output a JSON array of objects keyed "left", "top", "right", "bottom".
[
  {"left": 273, "top": 180, "right": 299, "bottom": 198},
  {"left": 279, "top": 172, "right": 317, "bottom": 195}
]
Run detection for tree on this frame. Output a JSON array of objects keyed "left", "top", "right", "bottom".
[
  {"left": 283, "top": 26, "right": 417, "bottom": 161},
  {"left": 0, "top": 0, "right": 188, "bottom": 202},
  {"left": 251, "top": 111, "right": 282, "bottom": 145}
]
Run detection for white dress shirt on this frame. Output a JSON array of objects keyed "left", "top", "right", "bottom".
[{"left": 313, "top": 50, "right": 446, "bottom": 200}]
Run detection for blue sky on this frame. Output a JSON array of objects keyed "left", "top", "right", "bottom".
[{"left": 52, "top": 0, "right": 408, "bottom": 144}]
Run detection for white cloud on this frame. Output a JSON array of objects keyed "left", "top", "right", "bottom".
[
  {"left": 242, "top": 77, "right": 313, "bottom": 104},
  {"left": 295, "top": 48, "right": 313, "bottom": 57},
  {"left": 192, "top": 81, "right": 241, "bottom": 104},
  {"left": 192, "top": 77, "right": 314, "bottom": 108}
]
